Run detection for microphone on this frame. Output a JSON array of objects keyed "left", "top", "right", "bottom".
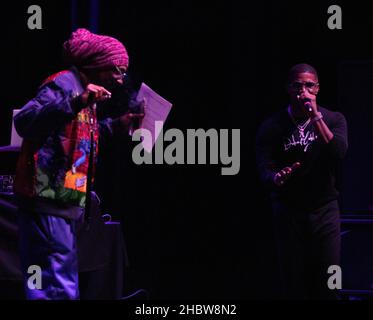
[
  {"left": 304, "top": 100, "right": 312, "bottom": 112},
  {"left": 128, "top": 98, "right": 145, "bottom": 136},
  {"left": 297, "top": 95, "right": 312, "bottom": 112},
  {"left": 128, "top": 116, "right": 138, "bottom": 136}
]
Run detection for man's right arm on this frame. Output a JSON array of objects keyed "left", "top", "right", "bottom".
[
  {"left": 14, "top": 82, "right": 84, "bottom": 139},
  {"left": 255, "top": 119, "right": 278, "bottom": 189},
  {"left": 256, "top": 119, "right": 301, "bottom": 188}
]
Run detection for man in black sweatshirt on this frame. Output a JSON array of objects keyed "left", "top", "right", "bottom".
[{"left": 256, "top": 63, "right": 348, "bottom": 299}]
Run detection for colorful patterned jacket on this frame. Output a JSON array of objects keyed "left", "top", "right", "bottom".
[{"left": 14, "top": 68, "right": 120, "bottom": 219}]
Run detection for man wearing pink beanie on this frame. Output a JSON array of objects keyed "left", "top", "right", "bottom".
[{"left": 14, "top": 28, "right": 144, "bottom": 300}]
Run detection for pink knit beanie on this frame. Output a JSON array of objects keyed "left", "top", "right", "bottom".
[{"left": 63, "top": 28, "right": 129, "bottom": 70}]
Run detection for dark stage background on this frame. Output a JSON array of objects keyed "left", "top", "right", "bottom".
[{"left": 1, "top": 0, "right": 372, "bottom": 299}]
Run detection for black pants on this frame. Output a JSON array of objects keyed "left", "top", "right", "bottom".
[{"left": 272, "top": 200, "right": 341, "bottom": 300}]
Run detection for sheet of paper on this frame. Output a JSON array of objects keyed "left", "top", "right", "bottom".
[{"left": 135, "top": 83, "right": 173, "bottom": 153}]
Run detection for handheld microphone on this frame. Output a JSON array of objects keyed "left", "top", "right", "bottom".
[
  {"left": 128, "top": 116, "right": 139, "bottom": 136},
  {"left": 304, "top": 100, "right": 312, "bottom": 112},
  {"left": 128, "top": 98, "right": 145, "bottom": 136},
  {"left": 297, "top": 95, "right": 312, "bottom": 112}
]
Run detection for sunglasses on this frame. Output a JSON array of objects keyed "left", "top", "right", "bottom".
[
  {"left": 114, "top": 66, "right": 128, "bottom": 81},
  {"left": 289, "top": 81, "right": 319, "bottom": 93}
]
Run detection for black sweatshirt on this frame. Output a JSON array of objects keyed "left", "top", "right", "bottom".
[{"left": 256, "top": 106, "right": 348, "bottom": 210}]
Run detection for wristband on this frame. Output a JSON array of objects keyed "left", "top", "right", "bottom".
[{"left": 312, "top": 113, "right": 323, "bottom": 123}]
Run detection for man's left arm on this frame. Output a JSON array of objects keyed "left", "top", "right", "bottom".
[
  {"left": 98, "top": 96, "right": 145, "bottom": 141},
  {"left": 312, "top": 111, "right": 348, "bottom": 159},
  {"left": 98, "top": 112, "right": 145, "bottom": 141}
]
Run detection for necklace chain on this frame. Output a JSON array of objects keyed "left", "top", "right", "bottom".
[{"left": 287, "top": 105, "right": 311, "bottom": 136}]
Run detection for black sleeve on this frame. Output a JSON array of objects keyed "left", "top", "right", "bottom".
[
  {"left": 99, "top": 117, "right": 118, "bottom": 139},
  {"left": 255, "top": 119, "right": 279, "bottom": 189},
  {"left": 326, "top": 111, "right": 348, "bottom": 160}
]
